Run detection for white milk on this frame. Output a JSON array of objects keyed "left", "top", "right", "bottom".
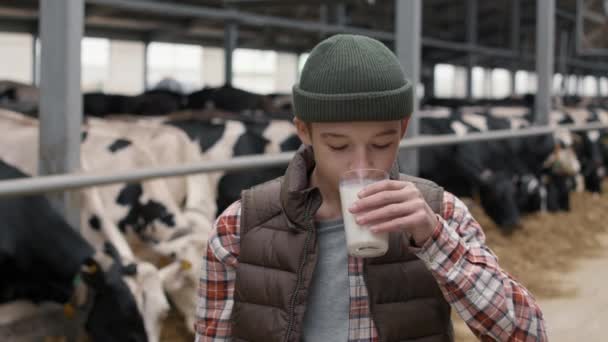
[{"left": 339, "top": 181, "right": 389, "bottom": 258}]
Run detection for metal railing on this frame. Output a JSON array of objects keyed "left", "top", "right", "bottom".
[{"left": 0, "top": 121, "right": 607, "bottom": 198}]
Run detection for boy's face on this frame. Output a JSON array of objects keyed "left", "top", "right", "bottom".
[{"left": 294, "top": 117, "right": 409, "bottom": 193}]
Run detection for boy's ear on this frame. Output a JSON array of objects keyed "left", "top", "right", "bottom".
[
  {"left": 400, "top": 117, "right": 410, "bottom": 139},
  {"left": 293, "top": 117, "right": 313, "bottom": 146}
]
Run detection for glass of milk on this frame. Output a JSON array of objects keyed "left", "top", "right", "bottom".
[{"left": 339, "top": 168, "right": 390, "bottom": 258}]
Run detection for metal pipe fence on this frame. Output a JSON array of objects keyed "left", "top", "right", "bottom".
[{"left": 0, "top": 121, "right": 607, "bottom": 198}]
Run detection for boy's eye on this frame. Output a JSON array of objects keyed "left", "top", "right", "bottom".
[
  {"left": 372, "top": 143, "right": 392, "bottom": 149},
  {"left": 329, "top": 145, "right": 348, "bottom": 151}
]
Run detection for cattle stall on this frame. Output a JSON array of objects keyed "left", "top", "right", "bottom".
[{"left": 0, "top": 0, "right": 608, "bottom": 341}]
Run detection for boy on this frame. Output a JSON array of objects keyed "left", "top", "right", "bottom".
[{"left": 195, "top": 34, "right": 547, "bottom": 341}]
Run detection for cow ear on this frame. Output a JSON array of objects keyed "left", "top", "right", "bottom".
[
  {"left": 116, "top": 183, "right": 143, "bottom": 206},
  {"left": 80, "top": 258, "right": 105, "bottom": 287},
  {"left": 103, "top": 242, "right": 123, "bottom": 266},
  {"left": 122, "top": 263, "right": 138, "bottom": 276}
]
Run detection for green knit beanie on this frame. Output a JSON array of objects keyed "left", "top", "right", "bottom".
[{"left": 293, "top": 34, "right": 413, "bottom": 122}]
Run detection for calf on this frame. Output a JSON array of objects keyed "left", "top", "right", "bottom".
[
  {"left": 0, "top": 159, "right": 149, "bottom": 342},
  {"left": 167, "top": 115, "right": 301, "bottom": 216}
]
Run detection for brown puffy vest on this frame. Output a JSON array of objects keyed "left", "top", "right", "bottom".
[{"left": 232, "top": 146, "right": 453, "bottom": 342}]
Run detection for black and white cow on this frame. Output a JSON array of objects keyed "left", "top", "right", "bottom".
[
  {"left": 458, "top": 107, "right": 581, "bottom": 213},
  {"left": 186, "top": 84, "right": 273, "bottom": 113},
  {"left": 0, "top": 159, "right": 149, "bottom": 342},
  {"left": 553, "top": 106, "right": 607, "bottom": 194},
  {"left": 418, "top": 109, "right": 523, "bottom": 232},
  {"left": 166, "top": 115, "right": 301, "bottom": 216},
  {"left": 0, "top": 109, "right": 204, "bottom": 337},
  {"left": 83, "top": 89, "right": 186, "bottom": 117}
]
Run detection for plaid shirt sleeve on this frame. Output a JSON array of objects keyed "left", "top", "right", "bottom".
[
  {"left": 194, "top": 200, "right": 241, "bottom": 342},
  {"left": 413, "top": 191, "right": 548, "bottom": 341}
]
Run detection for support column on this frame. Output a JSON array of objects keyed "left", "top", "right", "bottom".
[
  {"left": 484, "top": 68, "right": 493, "bottom": 98},
  {"left": 335, "top": 3, "right": 347, "bottom": 26},
  {"left": 395, "top": 0, "right": 421, "bottom": 176},
  {"left": 558, "top": 30, "right": 569, "bottom": 95},
  {"left": 143, "top": 40, "right": 149, "bottom": 90},
  {"left": 535, "top": 0, "right": 555, "bottom": 125},
  {"left": 422, "top": 64, "right": 435, "bottom": 99},
  {"left": 510, "top": 0, "right": 520, "bottom": 96},
  {"left": 466, "top": 0, "right": 478, "bottom": 101},
  {"left": 224, "top": 21, "right": 238, "bottom": 86},
  {"left": 32, "top": 34, "right": 39, "bottom": 86},
  {"left": 38, "top": 0, "right": 83, "bottom": 228}
]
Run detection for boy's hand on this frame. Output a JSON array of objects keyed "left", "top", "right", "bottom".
[{"left": 348, "top": 180, "right": 439, "bottom": 247}]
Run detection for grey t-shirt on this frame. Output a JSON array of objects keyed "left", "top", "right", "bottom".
[{"left": 302, "top": 218, "right": 349, "bottom": 342}]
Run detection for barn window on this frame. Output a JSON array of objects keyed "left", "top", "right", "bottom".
[
  {"left": 233, "top": 48, "right": 277, "bottom": 94},
  {"left": 82, "top": 37, "right": 110, "bottom": 92},
  {"left": 147, "top": 42, "right": 203, "bottom": 93},
  {"left": 0, "top": 33, "right": 34, "bottom": 84}
]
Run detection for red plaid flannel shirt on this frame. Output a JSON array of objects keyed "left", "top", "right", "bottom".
[{"left": 195, "top": 191, "right": 547, "bottom": 341}]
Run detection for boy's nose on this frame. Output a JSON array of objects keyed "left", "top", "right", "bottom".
[{"left": 352, "top": 150, "right": 373, "bottom": 170}]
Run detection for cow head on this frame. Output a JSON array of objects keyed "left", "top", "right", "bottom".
[
  {"left": 79, "top": 242, "right": 148, "bottom": 342},
  {"left": 155, "top": 233, "right": 207, "bottom": 334},
  {"left": 513, "top": 173, "right": 545, "bottom": 213},
  {"left": 477, "top": 170, "right": 521, "bottom": 233},
  {"left": 115, "top": 183, "right": 179, "bottom": 243}
]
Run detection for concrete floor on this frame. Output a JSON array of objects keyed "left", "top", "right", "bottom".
[
  {"left": 538, "top": 233, "right": 608, "bottom": 342},
  {"left": 454, "top": 233, "right": 608, "bottom": 341}
]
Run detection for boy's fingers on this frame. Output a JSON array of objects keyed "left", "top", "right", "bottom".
[
  {"left": 358, "top": 180, "right": 410, "bottom": 198},
  {"left": 355, "top": 202, "right": 417, "bottom": 225},
  {"left": 349, "top": 186, "right": 417, "bottom": 213}
]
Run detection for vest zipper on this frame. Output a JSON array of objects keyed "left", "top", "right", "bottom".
[{"left": 284, "top": 205, "right": 314, "bottom": 342}]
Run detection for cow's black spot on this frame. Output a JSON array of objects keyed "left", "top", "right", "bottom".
[
  {"left": 116, "top": 183, "right": 143, "bottom": 206},
  {"left": 108, "top": 138, "right": 132, "bottom": 153},
  {"left": 243, "top": 121, "right": 270, "bottom": 138},
  {"left": 116, "top": 184, "right": 174, "bottom": 238},
  {"left": 280, "top": 134, "right": 302, "bottom": 152},
  {"left": 167, "top": 119, "right": 226, "bottom": 152},
  {"left": 88, "top": 215, "right": 101, "bottom": 231},
  {"left": 81, "top": 131, "right": 88, "bottom": 142},
  {"left": 232, "top": 126, "right": 269, "bottom": 156},
  {"left": 141, "top": 200, "right": 175, "bottom": 228}
]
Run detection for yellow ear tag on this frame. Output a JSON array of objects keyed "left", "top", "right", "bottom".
[
  {"left": 63, "top": 303, "right": 75, "bottom": 319},
  {"left": 82, "top": 264, "right": 97, "bottom": 274},
  {"left": 180, "top": 260, "right": 192, "bottom": 270}
]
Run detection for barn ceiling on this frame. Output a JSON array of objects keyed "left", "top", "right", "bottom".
[{"left": 0, "top": 0, "right": 606, "bottom": 74}]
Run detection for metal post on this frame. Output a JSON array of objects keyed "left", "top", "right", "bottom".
[
  {"left": 423, "top": 64, "right": 435, "bottom": 99},
  {"left": 39, "top": 0, "right": 83, "bottom": 231},
  {"left": 466, "top": 0, "right": 477, "bottom": 101},
  {"left": 596, "top": 76, "right": 602, "bottom": 98},
  {"left": 510, "top": 0, "right": 520, "bottom": 96},
  {"left": 143, "top": 40, "right": 149, "bottom": 90},
  {"left": 558, "top": 30, "right": 569, "bottom": 95},
  {"left": 32, "top": 34, "right": 39, "bottom": 86},
  {"left": 224, "top": 21, "right": 238, "bottom": 86},
  {"left": 535, "top": 0, "right": 555, "bottom": 125},
  {"left": 395, "top": 0, "right": 421, "bottom": 176},
  {"left": 319, "top": 4, "right": 328, "bottom": 38},
  {"left": 335, "top": 3, "right": 347, "bottom": 26},
  {"left": 485, "top": 68, "right": 493, "bottom": 98}
]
